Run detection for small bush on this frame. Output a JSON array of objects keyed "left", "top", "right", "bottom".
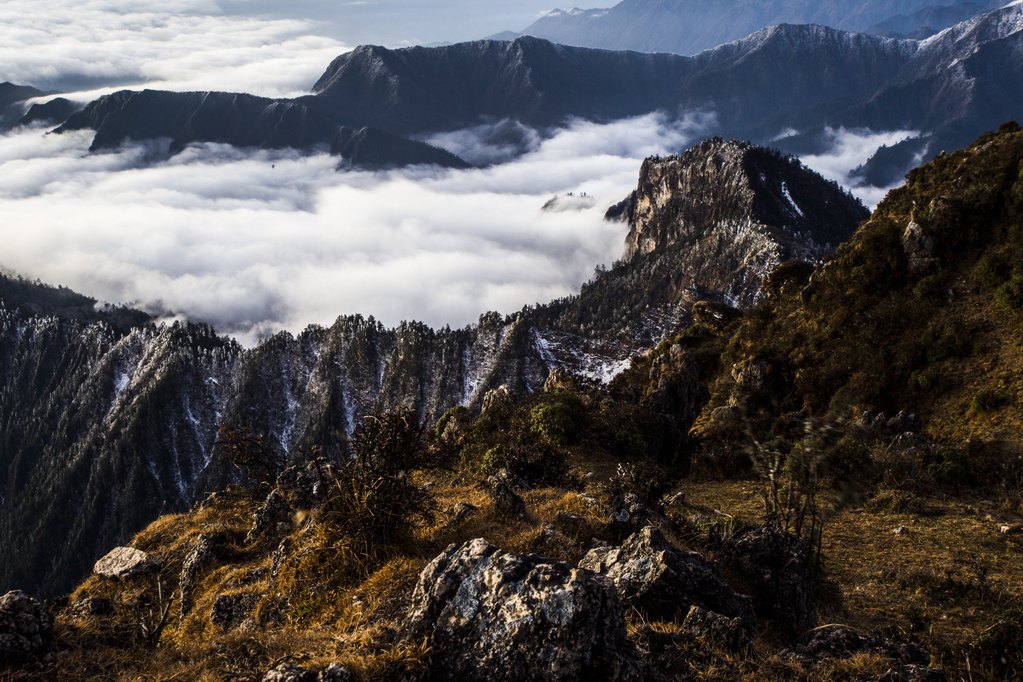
[
  {"left": 912, "top": 273, "right": 946, "bottom": 301},
  {"left": 970, "top": 609, "right": 1023, "bottom": 680},
  {"left": 994, "top": 274, "right": 1023, "bottom": 309},
  {"left": 971, "top": 388, "right": 1004, "bottom": 413},
  {"left": 529, "top": 392, "right": 588, "bottom": 446},
  {"left": 926, "top": 448, "right": 976, "bottom": 489},
  {"left": 320, "top": 409, "right": 438, "bottom": 546}
]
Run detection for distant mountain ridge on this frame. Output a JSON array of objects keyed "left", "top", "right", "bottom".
[
  {"left": 510, "top": 0, "right": 1002, "bottom": 53},
  {"left": 0, "top": 139, "right": 866, "bottom": 598},
  {"left": 11, "top": 4, "right": 1023, "bottom": 182}
]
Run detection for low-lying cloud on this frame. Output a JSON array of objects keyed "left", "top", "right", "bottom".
[
  {"left": 798, "top": 127, "right": 920, "bottom": 208},
  {"left": 0, "top": 114, "right": 706, "bottom": 345},
  {"left": 0, "top": 0, "right": 347, "bottom": 98}
]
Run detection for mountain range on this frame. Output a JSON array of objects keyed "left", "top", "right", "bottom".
[
  {"left": 1, "top": 3, "right": 1014, "bottom": 185},
  {"left": 510, "top": 0, "right": 1006, "bottom": 53},
  {"left": 0, "top": 140, "right": 865, "bottom": 598}
]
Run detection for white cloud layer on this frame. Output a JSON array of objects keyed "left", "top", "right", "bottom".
[
  {"left": 0, "top": 115, "right": 704, "bottom": 345},
  {"left": 799, "top": 127, "right": 920, "bottom": 208},
  {"left": 0, "top": 0, "right": 348, "bottom": 98}
]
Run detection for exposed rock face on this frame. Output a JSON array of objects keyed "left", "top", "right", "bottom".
[
  {"left": 0, "top": 590, "right": 51, "bottom": 663},
  {"left": 93, "top": 547, "right": 160, "bottom": 580},
  {"left": 407, "top": 538, "right": 642, "bottom": 681},
  {"left": 579, "top": 526, "right": 754, "bottom": 623},
  {"left": 486, "top": 476, "right": 527, "bottom": 519},
  {"left": 719, "top": 526, "right": 816, "bottom": 636},
  {"left": 179, "top": 534, "right": 217, "bottom": 617},
  {"left": 618, "top": 139, "right": 867, "bottom": 307},
  {"left": 246, "top": 489, "right": 292, "bottom": 544}
]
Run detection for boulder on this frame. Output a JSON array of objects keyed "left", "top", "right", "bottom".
[
  {"left": 607, "top": 493, "right": 652, "bottom": 539},
  {"left": 407, "top": 538, "right": 642, "bottom": 681},
  {"left": 0, "top": 590, "right": 52, "bottom": 663},
  {"left": 481, "top": 385, "right": 513, "bottom": 416},
  {"left": 579, "top": 526, "right": 754, "bottom": 624},
  {"left": 317, "top": 664, "right": 354, "bottom": 681},
  {"left": 487, "top": 476, "right": 527, "bottom": 519},
  {"left": 93, "top": 546, "right": 161, "bottom": 579},
  {"left": 179, "top": 534, "right": 217, "bottom": 617},
  {"left": 449, "top": 502, "right": 479, "bottom": 526},
  {"left": 263, "top": 664, "right": 315, "bottom": 682},
  {"left": 681, "top": 605, "right": 751, "bottom": 652},
  {"left": 719, "top": 526, "right": 816, "bottom": 636},
  {"left": 246, "top": 488, "right": 291, "bottom": 544}
]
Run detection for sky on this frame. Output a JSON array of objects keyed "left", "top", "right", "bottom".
[{"left": 0, "top": 0, "right": 912, "bottom": 345}]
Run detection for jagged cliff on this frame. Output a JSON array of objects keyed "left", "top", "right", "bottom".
[{"left": 0, "top": 139, "right": 866, "bottom": 597}]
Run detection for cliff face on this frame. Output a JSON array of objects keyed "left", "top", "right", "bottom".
[
  {"left": 615, "top": 139, "right": 867, "bottom": 307},
  {"left": 0, "top": 138, "right": 868, "bottom": 597}
]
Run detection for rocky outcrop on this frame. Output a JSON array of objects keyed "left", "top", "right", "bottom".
[
  {"left": 93, "top": 547, "right": 160, "bottom": 580},
  {"left": 719, "top": 526, "right": 816, "bottom": 636},
  {"left": 246, "top": 489, "right": 292, "bottom": 544},
  {"left": 579, "top": 526, "right": 754, "bottom": 623},
  {"left": 406, "top": 538, "right": 642, "bottom": 681},
  {"left": 617, "top": 139, "right": 866, "bottom": 306},
  {"left": 0, "top": 590, "right": 51, "bottom": 664},
  {"left": 179, "top": 534, "right": 217, "bottom": 617}
]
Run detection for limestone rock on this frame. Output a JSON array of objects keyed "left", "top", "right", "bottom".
[
  {"left": 407, "top": 538, "right": 642, "bottom": 681},
  {"left": 481, "top": 385, "right": 513, "bottom": 416},
  {"left": 682, "top": 605, "right": 751, "bottom": 652},
  {"left": 317, "top": 664, "right": 354, "bottom": 681},
  {"left": 179, "top": 534, "right": 217, "bottom": 617},
  {"left": 0, "top": 590, "right": 52, "bottom": 663},
  {"left": 246, "top": 488, "right": 291, "bottom": 544},
  {"left": 487, "top": 476, "right": 527, "bottom": 519},
  {"left": 93, "top": 546, "right": 161, "bottom": 579},
  {"left": 263, "top": 664, "right": 315, "bottom": 682},
  {"left": 719, "top": 526, "right": 816, "bottom": 636},
  {"left": 70, "top": 596, "right": 113, "bottom": 618},
  {"left": 579, "top": 526, "right": 754, "bottom": 623}
]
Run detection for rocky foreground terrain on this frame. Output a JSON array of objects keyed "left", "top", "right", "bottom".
[{"left": 2, "top": 124, "right": 1023, "bottom": 680}]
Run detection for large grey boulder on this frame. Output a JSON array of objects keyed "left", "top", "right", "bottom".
[
  {"left": 0, "top": 590, "right": 52, "bottom": 663},
  {"left": 580, "top": 526, "right": 754, "bottom": 624},
  {"left": 93, "top": 546, "right": 161, "bottom": 579},
  {"left": 246, "top": 488, "right": 291, "bottom": 544},
  {"left": 407, "top": 538, "right": 642, "bottom": 681}
]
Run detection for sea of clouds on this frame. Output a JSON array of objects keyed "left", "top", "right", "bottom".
[{"left": 0, "top": 0, "right": 917, "bottom": 345}]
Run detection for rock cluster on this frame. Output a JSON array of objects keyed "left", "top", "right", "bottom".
[
  {"left": 0, "top": 590, "right": 52, "bottom": 663},
  {"left": 580, "top": 526, "right": 754, "bottom": 624},
  {"left": 406, "top": 538, "right": 642, "bottom": 681}
]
